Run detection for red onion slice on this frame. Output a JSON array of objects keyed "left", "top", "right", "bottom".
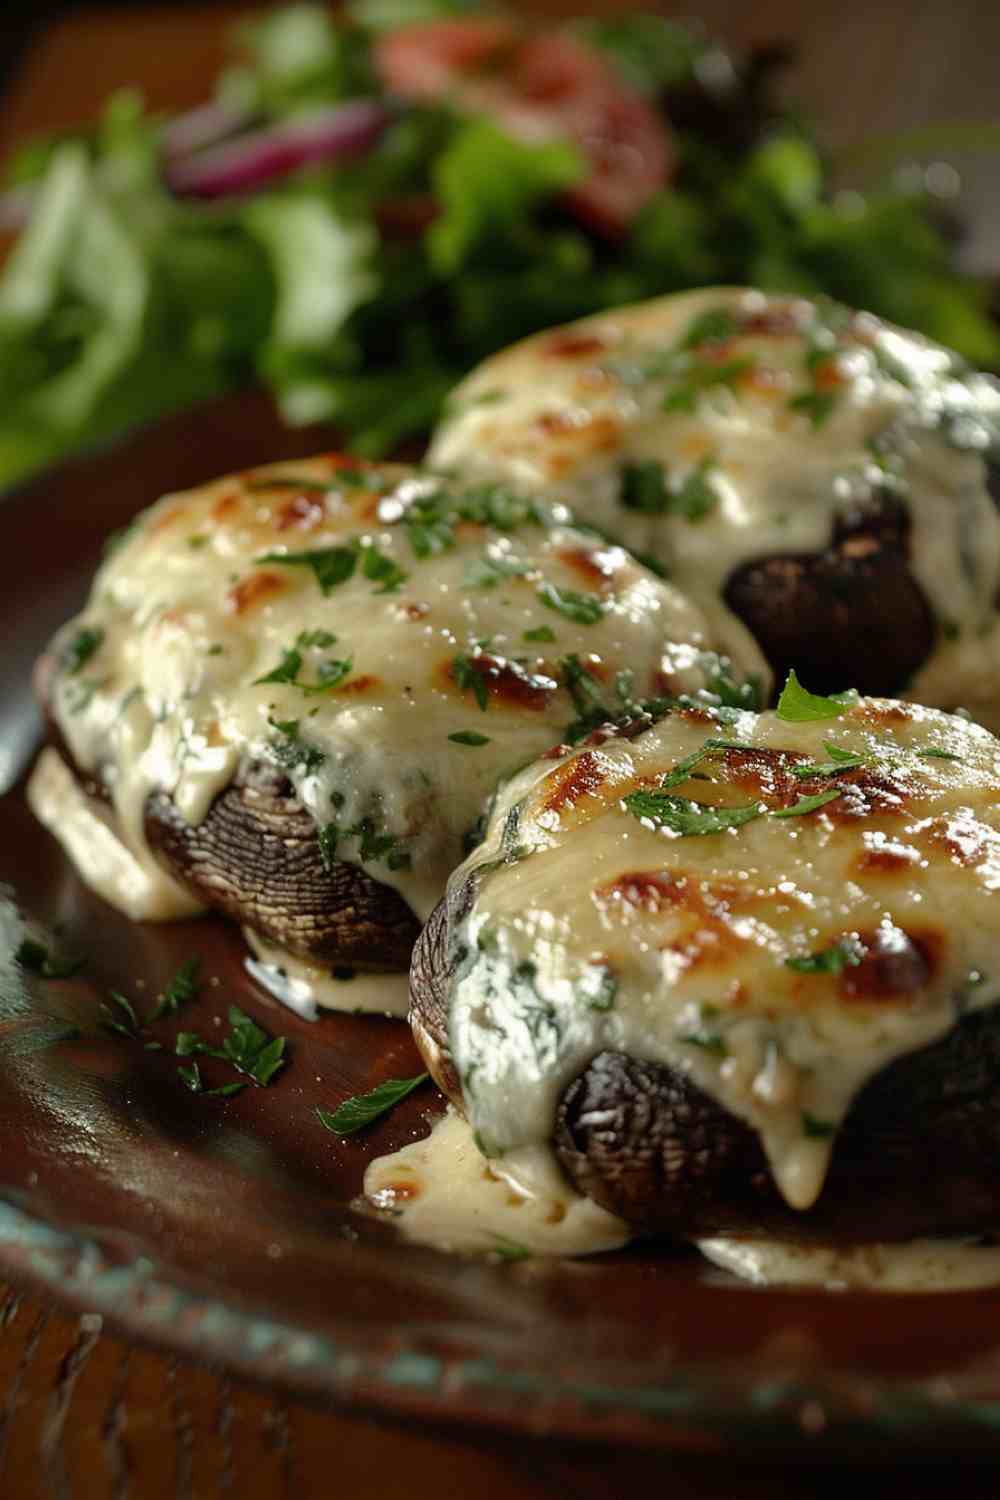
[
  {"left": 161, "top": 100, "right": 260, "bottom": 161},
  {"left": 164, "top": 100, "right": 392, "bottom": 200}
]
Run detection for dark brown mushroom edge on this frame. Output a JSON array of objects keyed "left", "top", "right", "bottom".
[
  {"left": 429, "top": 286, "right": 1000, "bottom": 715},
  {"left": 29, "top": 452, "right": 760, "bottom": 981},
  {"left": 408, "top": 693, "right": 1000, "bottom": 1245}
]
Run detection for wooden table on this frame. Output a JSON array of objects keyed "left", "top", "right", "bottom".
[{"left": 3, "top": 5, "right": 1000, "bottom": 1495}]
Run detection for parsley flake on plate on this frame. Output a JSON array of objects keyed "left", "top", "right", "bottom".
[{"left": 317, "top": 1073, "right": 429, "bottom": 1135}]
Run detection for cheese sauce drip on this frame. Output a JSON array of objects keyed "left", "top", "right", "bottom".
[
  {"left": 41, "top": 456, "right": 764, "bottom": 926},
  {"left": 431, "top": 287, "right": 1000, "bottom": 724},
  {"left": 446, "top": 697, "right": 1000, "bottom": 1212}
]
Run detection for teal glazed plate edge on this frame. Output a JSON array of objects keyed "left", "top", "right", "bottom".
[{"left": 5, "top": 392, "right": 1000, "bottom": 1457}]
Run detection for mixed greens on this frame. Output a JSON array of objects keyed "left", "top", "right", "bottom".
[{"left": 0, "top": 0, "right": 997, "bottom": 491}]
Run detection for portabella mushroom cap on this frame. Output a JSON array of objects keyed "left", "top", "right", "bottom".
[
  {"left": 143, "top": 763, "right": 421, "bottom": 970},
  {"left": 34, "top": 657, "right": 420, "bottom": 970},
  {"left": 410, "top": 696, "right": 1000, "bottom": 1244},
  {"left": 33, "top": 453, "right": 763, "bottom": 975},
  {"left": 429, "top": 287, "right": 1000, "bottom": 713},
  {"left": 409, "top": 886, "right": 1000, "bottom": 1243}
]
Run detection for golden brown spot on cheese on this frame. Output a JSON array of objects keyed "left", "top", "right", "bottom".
[
  {"left": 814, "top": 357, "right": 847, "bottom": 392},
  {"left": 225, "top": 571, "right": 287, "bottom": 615},
  {"left": 854, "top": 837, "right": 921, "bottom": 874},
  {"left": 381, "top": 1180, "right": 421, "bottom": 1201},
  {"left": 851, "top": 700, "right": 915, "bottom": 728},
  {"left": 148, "top": 505, "right": 184, "bottom": 535},
  {"left": 740, "top": 304, "right": 803, "bottom": 339},
  {"left": 276, "top": 494, "right": 326, "bottom": 531},
  {"left": 593, "top": 870, "right": 689, "bottom": 915},
  {"left": 839, "top": 925, "right": 938, "bottom": 1003},
  {"left": 337, "top": 674, "right": 380, "bottom": 696},
  {"left": 536, "top": 410, "right": 578, "bottom": 436},
  {"left": 557, "top": 546, "right": 622, "bottom": 589},
  {"left": 918, "top": 811, "right": 1000, "bottom": 869},
  {"left": 211, "top": 491, "right": 242, "bottom": 523},
  {"left": 442, "top": 654, "right": 557, "bottom": 712},
  {"left": 543, "top": 331, "right": 609, "bottom": 359},
  {"left": 541, "top": 751, "right": 608, "bottom": 814}
]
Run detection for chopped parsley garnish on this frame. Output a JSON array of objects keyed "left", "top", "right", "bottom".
[
  {"left": 463, "top": 553, "right": 531, "bottom": 589},
  {"left": 299, "top": 657, "right": 353, "bottom": 695},
  {"left": 267, "top": 717, "right": 326, "bottom": 775},
  {"left": 15, "top": 938, "right": 84, "bottom": 979},
  {"left": 256, "top": 543, "right": 358, "bottom": 595},
  {"left": 775, "top": 669, "right": 858, "bottom": 722},
  {"left": 678, "top": 1005, "right": 728, "bottom": 1056},
  {"left": 316, "top": 1073, "right": 429, "bottom": 1135},
  {"left": 620, "top": 459, "right": 670, "bottom": 514},
  {"left": 917, "top": 747, "right": 962, "bottom": 762},
  {"left": 669, "top": 459, "right": 718, "bottom": 522},
  {"left": 489, "top": 1237, "right": 532, "bottom": 1261},
  {"left": 771, "top": 788, "right": 843, "bottom": 818},
  {"left": 149, "top": 957, "right": 201, "bottom": 1021},
  {"left": 582, "top": 968, "right": 618, "bottom": 1012},
  {"left": 254, "top": 646, "right": 303, "bottom": 686},
  {"left": 791, "top": 742, "right": 867, "bottom": 779},
  {"left": 176, "top": 1005, "right": 286, "bottom": 1087},
  {"left": 187, "top": 534, "right": 209, "bottom": 549},
  {"left": 257, "top": 639, "right": 353, "bottom": 697},
  {"left": 802, "top": 1112, "right": 837, "bottom": 1139},
  {"left": 619, "top": 457, "right": 716, "bottom": 521},
  {"left": 523, "top": 624, "right": 556, "bottom": 643},
  {"left": 622, "top": 789, "right": 763, "bottom": 836},
  {"left": 317, "top": 823, "right": 339, "bottom": 872},
  {"left": 559, "top": 652, "right": 612, "bottom": 739},
  {"left": 317, "top": 814, "right": 411, "bottom": 872},
  {"left": 449, "top": 730, "right": 491, "bottom": 746},
  {"left": 361, "top": 542, "right": 407, "bottom": 593},
  {"left": 452, "top": 653, "right": 489, "bottom": 711},
  {"left": 537, "top": 581, "right": 605, "bottom": 624},
  {"left": 786, "top": 935, "right": 865, "bottom": 974},
  {"left": 100, "top": 990, "right": 142, "bottom": 1040},
  {"left": 788, "top": 389, "right": 837, "bottom": 427},
  {"left": 679, "top": 307, "right": 739, "bottom": 349},
  {"left": 61, "top": 626, "right": 104, "bottom": 676},
  {"left": 662, "top": 356, "right": 754, "bottom": 413}
]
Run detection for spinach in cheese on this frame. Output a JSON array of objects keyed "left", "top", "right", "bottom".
[
  {"left": 408, "top": 691, "right": 1000, "bottom": 1252},
  {"left": 30, "top": 455, "right": 765, "bottom": 1009},
  {"left": 431, "top": 287, "right": 1000, "bottom": 724}
]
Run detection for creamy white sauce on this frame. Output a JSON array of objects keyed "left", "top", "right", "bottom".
[
  {"left": 43, "top": 456, "right": 764, "bottom": 936},
  {"left": 432, "top": 287, "right": 1000, "bottom": 721},
  {"left": 242, "top": 928, "right": 409, "bottom": 1019},
  {"left": 27, "top": 748, "right": 200, "bottom": 921},
  {"left": 363, "top": 1108, "right": 628, "bottom": 1257},
  {"left": 698, "top": 1234, "right": 1000, "bottom": 1292},
  {"left": 443, "top": 699, "right": 1000, "bottom": 1214}
]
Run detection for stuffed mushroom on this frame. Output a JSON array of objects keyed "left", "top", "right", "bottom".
[
  {"left": 30, "top": 454, "right": 764, "bottom": 1007},
  {"left": 431, "top": 287, "right": 1000, "bottom": 722},
  {"left": 408, "top": 685, "right": 1000, "bottom": 1254}
]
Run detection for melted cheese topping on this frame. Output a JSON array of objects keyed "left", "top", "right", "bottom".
[
  {"left": 432, "top": 287, "right": 1000, "bottom": 723},
  {"left": 242, "top": 929, "right": 410, "bottom": 1019},
  {"left": 447, "top": 698, "right": 1000, "bottom": 1213},
  {"left": 43, "top": 455, "right": 765, "bottom": 931},
  {"left": 363, "top": 1107, "right": 628, "bottom": 1257},
  {"left": 698, "top": 1234, "right": 1000, "bottom": 1291}
]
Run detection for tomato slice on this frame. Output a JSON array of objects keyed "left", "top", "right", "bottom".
[{"left": 375, "top": 19, "right": 674, "bottom": 236}]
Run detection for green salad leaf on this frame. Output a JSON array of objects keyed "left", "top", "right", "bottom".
[{"left": 0, "top": 2, "right": 996, "bottom": 488}]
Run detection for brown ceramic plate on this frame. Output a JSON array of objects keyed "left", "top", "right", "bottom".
[{"left": 4, "top": 394, "right": 1000, "bottom": 1459}]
